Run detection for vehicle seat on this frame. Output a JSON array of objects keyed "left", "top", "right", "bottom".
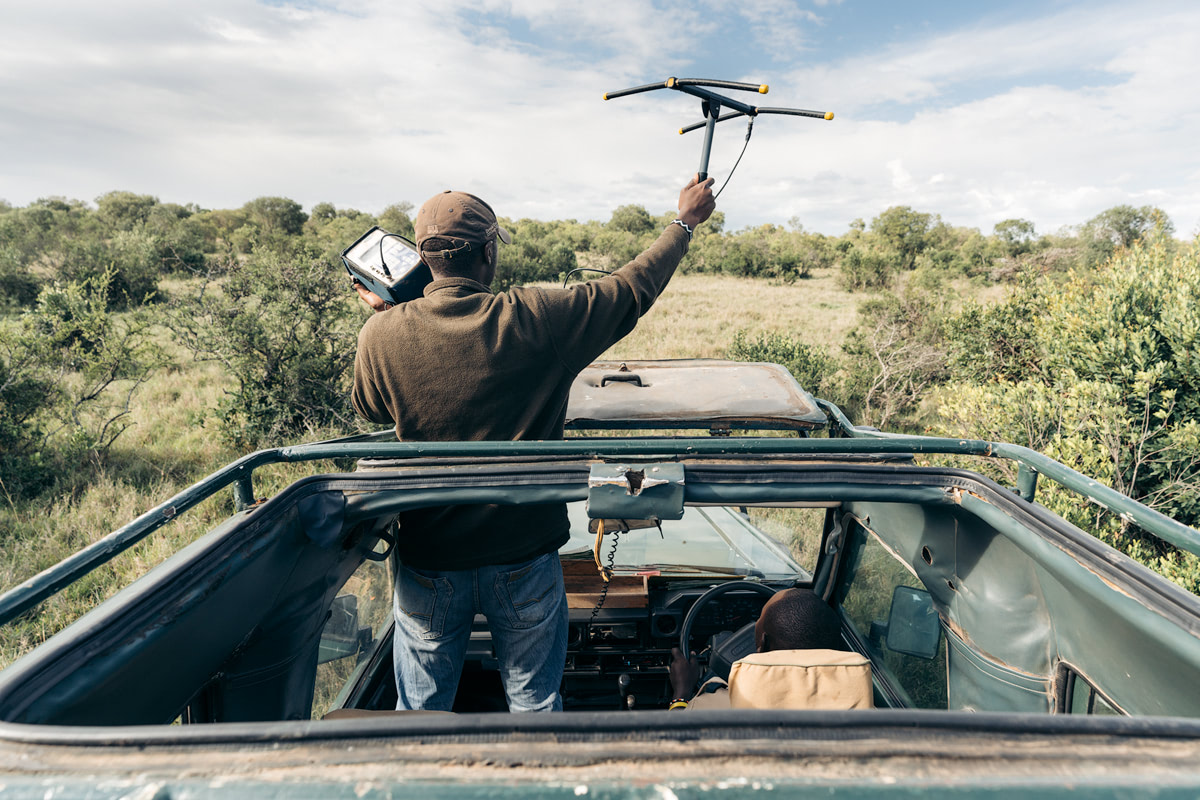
[{"left": 727, "top": 649, "right": 873, "bottom": 710}]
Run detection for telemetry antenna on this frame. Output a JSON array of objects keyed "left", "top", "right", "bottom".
[{"left": 604, "top": 77, "right": 833, "bottom": 183}]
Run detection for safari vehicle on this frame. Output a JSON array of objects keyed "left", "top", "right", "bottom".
[{"left": 3, "top": 359, "right": 1200, "bottom": 797}]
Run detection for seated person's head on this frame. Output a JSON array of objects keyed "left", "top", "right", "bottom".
[{"left": 754, "top": 587, "right": 845, "bottom": 653}]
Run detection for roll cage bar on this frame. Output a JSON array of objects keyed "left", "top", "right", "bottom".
[{"left": 1, "top": 398, "right": 1196, "bottom": 627}]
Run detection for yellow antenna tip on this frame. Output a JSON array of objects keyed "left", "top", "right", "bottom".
[
  {"left": 824, "top": 111, "right": 834, "bottom": 120},
  {"left": 678, "top": 128, "right": 684, "bottom": 135},
  {"left": 759, "top": 84, "right": 769, "bottom": 94},
  {"left": 603, "top": 93, "right": 609, "bottom": 100}
]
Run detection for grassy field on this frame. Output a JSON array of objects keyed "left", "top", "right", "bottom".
[
  {"left": 0, "top": 268, "right": 1003, "bottom": 667},
  {"left": 605, "top": 271, "right": 865, "bottom": 358}
]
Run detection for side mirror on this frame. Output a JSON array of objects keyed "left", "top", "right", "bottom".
[
  {"left": 318, "top": 594, "right": 373, "bottom": 664},
  {"left": 871, "top": 586, "right": 941, "bottom": 659}
]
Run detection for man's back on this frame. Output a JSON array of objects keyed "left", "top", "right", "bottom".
[
  {"left": 352, "top": 228, "right": 689, "bottom": 442},
  {"left": 351, "top": 177, "right": 715, "bottom": 711}
]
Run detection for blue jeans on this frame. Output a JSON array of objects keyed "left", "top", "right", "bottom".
[{"left": 392, "top": 551, "right": 568, "bottom": 712}]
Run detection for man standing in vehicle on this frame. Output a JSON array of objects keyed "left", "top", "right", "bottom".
[{"left": 351, "top": 175, "right": 716, "bottom": 712}]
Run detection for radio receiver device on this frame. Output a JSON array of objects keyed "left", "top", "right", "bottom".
[{"left": 341, "top": 226, "right": 431, "bottom": 305}]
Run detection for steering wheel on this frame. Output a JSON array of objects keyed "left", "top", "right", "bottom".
[{"left": 678, "top": 581, "right": 778, "bottom": 682}]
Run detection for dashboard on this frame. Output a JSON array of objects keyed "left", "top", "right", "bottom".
[
  {"left": 340, "top": 573, "right": 783, "bottom": 713},
  {"left": 556, "top": 582, "right": 774, "bottom": 711}
]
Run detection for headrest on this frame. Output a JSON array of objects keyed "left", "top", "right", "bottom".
[{"left": 728, "top": 649, "right": 874, "bottom": 710}]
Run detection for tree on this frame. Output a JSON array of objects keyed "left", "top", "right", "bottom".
[
  {"left": 702, "top": 210, "right": 725, "bottom": 236},
  {"left": 378, "top": 202, "right": 415, "bottom": 239},
  {"left": 838, "top": 245, "right": 891, "bottom": 291},
  {"left": 493, "top": 218, "right": 578, "bottom": 289},
  {"left": 993, "top": 218, "right": 1036, "bottom": 257},
  {"left": 1086, "top": 205, "right": 1173, "bottom": 249},
  {"left": 241, "top": 196, "right": 307, "bottom": 237},
  {"left": 309, "top": 202, "right": 337, "bottom": 224},
  {"left": 0, "top": 246, "right": 38, "bottom": 310},
  {"left": 96, "top": 191, "right": 159, "bottom": 232},
  {"left": 1082, "top": 205, "right": 1174, "bottom": 268},
  {"left": 870, "top": 206, "right": 934, "bottom": 270},
  {"left": 607, "top": 204, "right": 655, "bottom": 235}
]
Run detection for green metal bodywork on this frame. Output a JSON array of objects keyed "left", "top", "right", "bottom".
[
  {"left": 3, "top": 367, "right": 1200, "bottom": 794},
  {"left": 4, "top": 425, "right": 1197, "bottom": 629}
]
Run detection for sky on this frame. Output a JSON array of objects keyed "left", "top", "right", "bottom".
[{"left": 1, "top": 0, "right": 1198, "bottom": 236}]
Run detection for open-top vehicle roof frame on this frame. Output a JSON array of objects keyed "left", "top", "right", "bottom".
[{"left": 2, "top": 397, "right": 1197, "bottom": 628}]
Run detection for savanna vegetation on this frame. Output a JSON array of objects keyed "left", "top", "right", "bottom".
[{"left": 0, "top": 188, "right": 1195, "bottom": 665}]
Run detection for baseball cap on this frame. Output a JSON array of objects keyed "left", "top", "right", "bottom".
[{"left": 413, "top": 191, "right": 512, "bottom": 260}]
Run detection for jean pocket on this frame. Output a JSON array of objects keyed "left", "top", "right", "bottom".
[
  {"left": 496, "top": 555, "right": 561, "bottom": 630},
  {"left": 396, "top": 565, "right": 451, "bottom": 640}
]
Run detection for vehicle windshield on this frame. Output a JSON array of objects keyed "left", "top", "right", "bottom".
[{"left": 559, "top": 501, "right": 815, "bottom": 580}]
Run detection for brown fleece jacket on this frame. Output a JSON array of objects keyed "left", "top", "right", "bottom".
[{"left": 352, "top": 224, "right": 689, "bottom": 569}]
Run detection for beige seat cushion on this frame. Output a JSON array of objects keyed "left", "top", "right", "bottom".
[
  {"left": 687, "top": 676, "right": 732, "bottom": 710},
  {"left": 727, "top": 649, "right": 873, "bottom": 710}
]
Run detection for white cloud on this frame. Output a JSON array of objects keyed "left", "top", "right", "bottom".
[
  {"left": 733, "top": 2, "right": 1200, "bottom": 233},
  {"left": 0, "top": 0, "right": 1197, "bottom": 238},
  {"left": 730, "top": 0, "right": 822, "bottom": 62}
]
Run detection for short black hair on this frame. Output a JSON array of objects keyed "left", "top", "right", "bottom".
[
  {"left": 420, "top": 236, "right": 486, "bottom": 277},
  {"left": 759, "top": 588, "right": 845, "bottom": 651}
]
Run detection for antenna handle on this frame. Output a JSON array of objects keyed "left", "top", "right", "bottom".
[
  {"left": 679, "top": 107, "right": 834, "bottom": 134},
  {"left": 603, "top": 80, "right": 671, "bottom": 101},
  {"left": 673, "top": 78, "right": 768, "bottom": 94},
  {"left": 603, "top": 77, "right": 771, "bottom": 102},
  {"left": 757, "top": 107, "right": 835, "bottom": 121}
]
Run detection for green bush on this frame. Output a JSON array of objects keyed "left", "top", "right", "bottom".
[
  {"left": 686, "top": 226, "right": 830, "bottom": 281},
  {"left": 165, "top": 243, "right": 361, "bottom": 449},
  {"left": 0, "top": 270, "right": 160, "bottom": 497},
  {"left": 0, "top": 322, "right": 58, "bottom": 496},
  {"left": 838, "top": 245, "right": 892, "bottom": 291},
  {"left": 726, "top": 329, "right": 839, "bottom": 400},
  {"left": 493, "top": 219, "right": 581, "bottom": 290},
  {"left": 51, "top": 233, "right": 159, "bottom": 310},
  {"left": 945, "top": 272, "right": 1046, "bottom": 383},
  {"left": 937, "top": 234, "right": 1200, "bottom": 592},
  {"left": 841, "top": 289, "right": 949, "bottom": 429},
  {"left": 935, "top": 376, "right": 1200, "bottom": 595},
  {"left": 0, "top": 246, "right": 38, "bottom": 310}
]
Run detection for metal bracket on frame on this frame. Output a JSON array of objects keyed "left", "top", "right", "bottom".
[{"left": 586, "top": 463, "right": 686, "bottom": 522}]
